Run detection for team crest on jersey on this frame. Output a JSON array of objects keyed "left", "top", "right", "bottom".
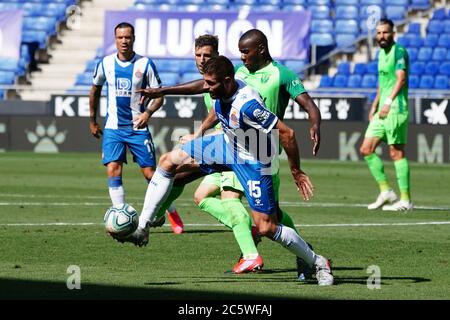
[
  {"left": 116, "top": 78, "right": 132, "bottom": 97},
  {"left": 253, "top": 109, "right": 270, "bottom": 122},
  {"left": 230, "top": 110, "right": 239, "bottom": 127},
  {"left": 260, "top": 75, "right": 270, "bottom": 83},
  {"left": 135, "top": 70, "right": 143, "bottom": 79}
]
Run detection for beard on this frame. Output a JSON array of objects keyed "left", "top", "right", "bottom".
[{"left": 378, "top": 40, "right": 390, "bottom": 48}]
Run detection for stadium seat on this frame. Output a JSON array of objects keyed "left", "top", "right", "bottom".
[
  {"left": 424, "top": 34, "right": 439, "bottom": 47},
  {"left": 281, "top": 4, "right": 305, "bottom": 11},
  {"left": 366, "top": 61, "right": 378, "bottom": 75},
  {"left": 309, "top": 6, "right": 330, "bottom": 19},
  {"left": 408, "top": 75, "right": 419, "bottom": 89},
  {"left": 319, "top": 75, "right": 332, "bottom": 87},
  {"left": 434, "top": 75, "right": 449, "bottom": 90},
  {"left": 432, "top": 47, "right": 447, "bottom": 61},
  {"left": 335, "top": 6, "right": 358, "bottom": 20},
  {"left": 306, "top": 0, "right": 330, "bottom": 5},
  {"left": 396, "top": 36, "right": 409, "bottom": 47},
  {"left": 438, "top": 34, "right": 450, "bottom": 49},
  {"left": 206, "top": 0, "right": 230, "bottom": 4},
  {"left": 21, "top": 30, "right": 48, "bottom": 49},
  {"left": 410, "top": 62, "right": 425, "bottom": 75},
  {"left": 347, "top": 74, "right": 362, "bottom": 88},
  {"left": 258, "top": 0, "right": 282, "bottom": 4},
  {"left": 311, "top": 20, "right": 333, "bottom": 34},
  {"left": 385, "top": 6, "right": 406, "bottom": 22},
  {"left": 360, "top": 74, "right": 377, "bottom": 88},
  {"left": 444, "top": 21, "right": 450, "bottom": 34},
  {"left": 282, "top": 0, "right": 306, "bottom": 4},
  {"left": 335, "top": 34, "right": 357, "bottom": 52},
  {"left": 0, "top": 59, "right": 20, "bottom": 73},
  {"left": 389, "top": 0, "right": 409, "bottom": 6},
  {"left": 424, "top": 62, "right": 439, "bottom": 75},
  {"left": 360, "top": 0, "right": 383, "bottom": 5},
  {"left": 427, "top": 20, "right": 444, "bottom": 34},
  {"left": 158, "top": 72, "right": 180, "bottom": 86},
  {"left": 407, "top": 23, "right": 421, "bottom": 35},
  {"left": 180, "top": 72, "right": 201, "bottom": 83},
  {"left": 439, "top": 62, "right": 450, "bottom": 76},
  {"left": 431, "top": 7, "right": 447, "bottom": 20},
  {"left": 284, "top": 60, "right": 306, "bottom": 74},
  {"left": 405, "top": 34, "right": 423, "bottom": 48},
  {"left": 335, "top": 20, "right": 359, "bottom": 35},
  {"left": 417, "top": 47, "right": 432, "bottom": 61},
  {"left": 233, "top": 0, "right": 257, "bottom": 4},
  {"left": 75, "top": 73, "right": 92, "bottom": 86},
  {"left": 408, "top": 48, "right": 418, "bottom": 61},
  {"left": 332, "top": 74, "right": 348, "bottom": 87},
  {"left": 409, "top": 0, "right": 431, "bottom": 10},
  {"left": 353, "top": 63, "right": 366, "bottom": 75},
  {"left": 310, "top": 33, "right": 334, "bottom": 46},
  {"left": 334, "top": 0, "right": 358, "bottom": 5},
  {"left": 179, "top": 60, "right": 198, "bottom": 73},
  {"left": 419, "top": 75, "right": 434, "bottom": 89},
  {"left": 337, "top": 62, "right": 351, "bottom": 75},
  {"left": 154, "top": 59, "right": 180, "bottom": 73}
]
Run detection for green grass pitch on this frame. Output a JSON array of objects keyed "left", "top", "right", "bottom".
[{"left": 0, "top": 152, "right": 449, "bottom": 300}]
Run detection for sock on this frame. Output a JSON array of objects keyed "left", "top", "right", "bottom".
[
  {"left": 139, "top": 167, "right": 174, "bottom": 229},
  {"left": 272, "top": 224, "right": 316, "bottom": 267},
  {"left": 279, "top": 209, "right": 299, "bottom": 235},
  {"left": 155, "top": 185, "right": 185, "bottom": 219},
  {"left": 198, "top": 197, "right": 233, "bottom": 228},
  {"left": 108, "top": 176, "right": 124, "bottom": 206},
  {"left": 222, "top": 198, "right": 258, "bottom": 260},
  {"left": 167, "top": 204, "right": 176, "bottom": 213},
  {"left": 364, "top": 154, "right": 391, "bottom": 192},
  {"left": 394, "top": 158, "right": 411, "bottom": 201}
]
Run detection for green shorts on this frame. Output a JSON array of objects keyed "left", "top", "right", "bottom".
[
  {"left": 365, "top": 113, "right": 409, "bottom": 145},
  {"left": 199, "top": 172, "right": 245, "bottom": 193}
]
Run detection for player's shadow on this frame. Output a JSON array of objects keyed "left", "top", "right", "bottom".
[{"left": 159, "top": 229, "right": 229, "bottom": 235}]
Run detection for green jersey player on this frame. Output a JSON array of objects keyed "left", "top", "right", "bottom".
[{"left": 359, "top": 18, "right": 413, "bottom": 212}]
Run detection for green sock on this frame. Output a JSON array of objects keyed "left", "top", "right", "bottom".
[
  {"left": 280, "top": 209, "right": 299, "bottom": 235},
  {"left": 198, "top": 197, "right": 233, "bottom": 228},
  {"left": 394, "top": 158, "right": 411, "bottom": 201},
  {"left": 155, "top": 185, "right": 185, "bottom": 219},
  {"left": 364, "top": 154, "right": 391, "bottom": 192},
  {"left": 222, "top": 198, "right": 258, "bottom": 260}
]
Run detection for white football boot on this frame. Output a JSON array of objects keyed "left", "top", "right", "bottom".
[
  {"left": 382, "top": 200, "right": 413, "bottom": 212},
  {"left": 367, "top": 190, "right": 398, "bottom": 210},
  {"left": 314, "top": 255, "right": 334, "bottom": 286}
]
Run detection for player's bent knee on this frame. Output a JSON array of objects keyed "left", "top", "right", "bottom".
[{"left": 193, "top": 192, "right": 205, "bottom": 206}]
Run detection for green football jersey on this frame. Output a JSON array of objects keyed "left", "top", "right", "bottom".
[
  {"left": 234, "top": 61, "right": 306, "bottom": 119},
  {"left": 203, "top": 92, "right": 221, "bottom": 129},
  {"left": 377, "top": 43, "right": 409, "bottom": 114}
]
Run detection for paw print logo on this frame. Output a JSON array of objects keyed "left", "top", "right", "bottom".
[
  {"left": 26, "top": 121, "right": 67, "bottom": 153},
  {"left": 174, "top": 98, "right": 197, "bottom": 118}
]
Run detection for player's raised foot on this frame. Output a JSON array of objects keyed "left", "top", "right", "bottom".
[
  {"left": 367, "top": 190, "right": 398, "bottom": 210},
  {"left": 116, "top": 227, "right": 149, "bottom": 247},
  {"left": 148, "top": 215, "right": 165, "bottom": 228},
  {"left": 382, "top": 200, "right": 413, "bottom": 212},
  {"left": 167, "top": 209, "right": 184, "bottom": 234},
  {"left": 297, "top": 242, "right": 315, "bottom": 281},
  {"left": 232, "top": 255, "right": 264, "bottom": 274},
  {"left": 314, "top": 255, "right": 334, "bottom": 286}
]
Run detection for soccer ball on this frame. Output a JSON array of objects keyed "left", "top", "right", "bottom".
[{"left": 104, "top": 203, "right": 139, "bottom": 238}]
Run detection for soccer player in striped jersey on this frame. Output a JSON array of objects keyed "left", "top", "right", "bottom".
[
  {"left": 359, "top": 19, "right": 413, "bottom": 212},
  {"left": 89, "top": 22, "right": 184, "bottom": 233},
  {"left": 122, "top": 55, "right": 333, "bottom": 286}
]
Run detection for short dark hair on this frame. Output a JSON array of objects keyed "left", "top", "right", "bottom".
[
  {"left": 115, "top": 22, "right": 134, "bottom": 35},
  {"left": 195, "top": 34, "right": 219, "bottom": 53},
  {"left": 203, "top": 55, "right": 234, "bottom": 81},
  {"left": 378, "top": 18, "right": 394, "bottom": 30}
]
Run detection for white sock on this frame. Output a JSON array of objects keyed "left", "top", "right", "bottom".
[
  {"left": 108, "top": 176, "right": 124, "bottom": 206},
  {"left": 139, "top": 167, "right": 174, "bottom": 229},
  {"left": 273, "top": 224, "right": 316, "bottom": 267}
]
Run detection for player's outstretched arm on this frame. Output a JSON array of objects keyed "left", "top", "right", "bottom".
[
  {"left": 180, "top": 107, "right": 219, "bottom": 144},
  {"left": 295, "top": 93, "right": 321, "bottom": 156},
  {"left": 133, "top": 96, "right": 165, "bottom": 129},
  {"left": 89, "top": 85, "right": 103, "bottom": 139},
  {"left": 137, "top": 79, "right": 206, "bottom": 101},
  {"left": 276, "top": 119, "right": 314, "bottom": 201}
]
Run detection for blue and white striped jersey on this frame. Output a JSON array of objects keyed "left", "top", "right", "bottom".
[
  {"left": 213, "top": 80, "right": 279, "bottom": 162},
  {"left": 93, "top": 53, "right": 161, "bottom": 130}
]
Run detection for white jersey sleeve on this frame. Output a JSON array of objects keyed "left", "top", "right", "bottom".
[{"left": 93, "top": 60, "right": 106, "bottom": 86}]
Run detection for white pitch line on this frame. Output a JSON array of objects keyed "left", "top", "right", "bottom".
[
  {"left": 1, "top": 222, "right": 449, "bottom": 227},
  {"left": 0, "top": 201, "right": 449, "bottom": 211}
]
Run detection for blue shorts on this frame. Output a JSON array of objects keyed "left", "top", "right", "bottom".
[
  {"left": 102, "top": 128, "right": 156, "bottom": 168},
  {"left": 181, "top": 134, "right": 276, "bottom": 214}
]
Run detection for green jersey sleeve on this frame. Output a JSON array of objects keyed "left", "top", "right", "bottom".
[
  {"left": 276, "top": 62, "right": 307, "bottom": 99},
  {"left": 395, "top": 46, "right": 408, "bottom": 71}
]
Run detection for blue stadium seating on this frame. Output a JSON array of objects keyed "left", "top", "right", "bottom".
[
  {"left": 332, "top": 74, "right": 348, "bottom": 87},
  {"left": 417, "top": 47, "right": 432, "bottom": 61},
  {"left": 0, "top": 59, "right": 20, "bottom": 73},
  {"left": 75, "top": 73, "right": 92, "bottom": 86},
  {"left": 353, "top": 63, "right": 366, "bottom": 75},
  {"left": 419, "top": 75, "right": 434, "bottom": 89},
  {"left": 309, "top": 6, "right": 330, "bottom": 19},
  {"left": 178, "top": 60, "right": 198, "bottom": 73},
  {"left": 424, "top": 62, "right": 439, "bottom": 75},
  {"left": 409, "top": 75, "right": 419, "bottom": 89},
  {"left": 284, "top": 60, "right": 306, "bottom": 74},
  {"left": 337, "top": 62, "right": 351, "bottom": 75},
  {"left": 438, "top": 34, "right": 450, "bottom": 48},
  {"left": 439, "top": 62, "right": 450, "bottom": 76},
  {"left": 385, "top": 6, "right": 407, "bottom": 22},
  {"left": 431, "top": 7, "right": 447, "bottom": 20},
  {"left": 366, "top": 61, "right": 378, "bottom": 74},
  {"left": 347, "top": 74, "right": 362, "bottom": 88},
  {"left": 158, "top": 72, "right": 180, "bottom": 86},
  {"left": 408, "top": 48, "right": 418, "bottom": 61},
  {"left": 335, "top": 20, "right": 359, "bottom": 35},
  {"left": 410, "top": 61, "right": 425, "bottom": 75},
  {"left": 427, "top": 20, "right": 444, "bottom": 34},
  {"left": 335, "top": 34, "right": 357, "bottom": 52},
  {"left": 434, "top": 75, "right": 449, "bottom": 89},
  {"left": 432, "top": 48, "right": 447, "bottom": 61},
  {"left": 405, "top": 34, "right": 423, "bottom": 47},
  {"left": 360, "top": 0, "right": 383, "bottom": 5},
  {"left": 409, "top": 0, "right": 431, "bottom": 10},
  {"left": 424, "top": 34, "right": 439, "bottom": 47},
  {"left": 310, "top": 33, "right": 334, "bottom": 46},
  {"left": 407, "top": 23, "right": 421, "bottom": 35},
  {"left": 334, "top": 0, "right": 358, "bottom": 5},
  {"left": 180, "top": 72, "right": 201, "bottom": 83},
  {"left": 360, "top": 74, "right": 377, "bottom": 88},
  {"left": 319, "top": 75, "right": 332, "bottom": 87},
  {"left": 0, "top": 71, "right": 16, "bottom": 85},
  {"left": 311, "top": 20, "right": 333, "bottom": 34},
  {"left": 335, "top": 6, "right": 358, "bottom": 20}
]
